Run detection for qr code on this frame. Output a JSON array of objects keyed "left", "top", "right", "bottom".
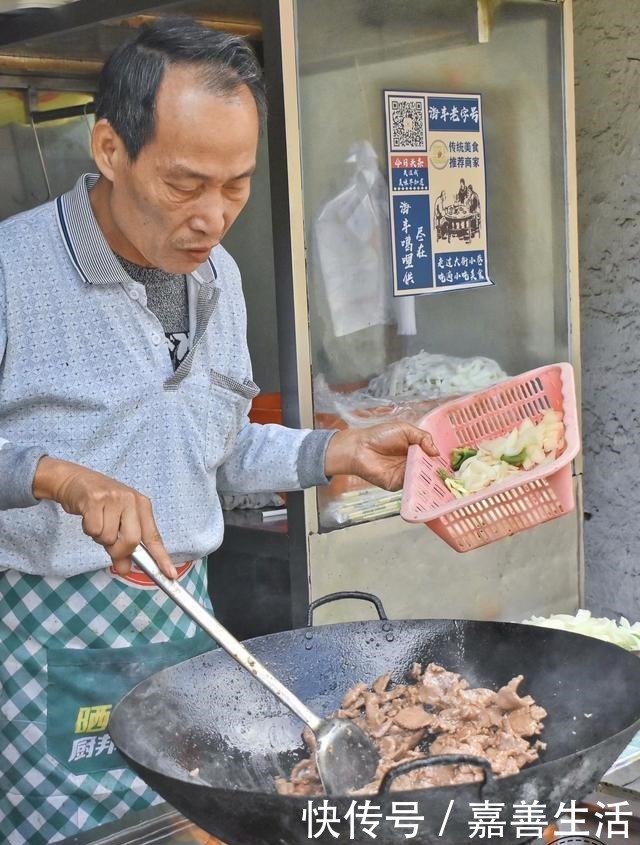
[{"left": 389, "top": 96, "right": 426, "bottom": 152}]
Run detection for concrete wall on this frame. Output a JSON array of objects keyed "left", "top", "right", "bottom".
[{"left": 574, "top": 1, "right": 640, "bottom": 618}]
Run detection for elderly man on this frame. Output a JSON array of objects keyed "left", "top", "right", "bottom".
[{"left": 0, "top": 18, "right": 436, "bottom": 845}]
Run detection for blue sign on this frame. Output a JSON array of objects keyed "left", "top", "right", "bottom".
[
  {"left": 434, "top": 250, "right": 487, "bottom": 288},
  {"left": 391, "top": 166, "right": 428, "bottom": 192},
  {"left": 384, "top": 89, "right": 492, "bottom": 296},
  {"left": 427, "top": 97, "right": 480, "bottom": 133},
  {"left": 392, "top": 195, "right": 433, "bottom": 291}
]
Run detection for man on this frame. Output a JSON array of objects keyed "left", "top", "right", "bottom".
[
  {"left": 456, "top": 177, "right": 468, "bottom": 206},
  {"left": 466, "top": 183, "right": 480, "bottom": 213},
  {"left": 433, "top": 189, "right": 447, "bottom": 240},
  {"left": 0, "top": 19, "right": 436, "bottom": 845},
  {"left": 466, "top": 183, "right": 481, "bottom": 238}
]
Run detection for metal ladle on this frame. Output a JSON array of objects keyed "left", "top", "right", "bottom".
[{"left": 131, "top": 545, "right": 380, "bottom": 795}]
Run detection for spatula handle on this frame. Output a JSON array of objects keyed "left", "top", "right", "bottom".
[{"left": 131, "top": 545, "right": 322, "bottom": 732}]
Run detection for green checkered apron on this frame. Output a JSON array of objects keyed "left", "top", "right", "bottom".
[{"left": 0, "top": 561, "right": 213, "bottom": 845}]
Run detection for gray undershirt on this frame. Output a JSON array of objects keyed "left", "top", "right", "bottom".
[{"left": 116, "top": 255, "right": 189, "bottom": 370}]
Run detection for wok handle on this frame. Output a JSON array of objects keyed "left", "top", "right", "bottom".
[
  {"left": 378, "top": 754, "right": 494, "bottom": 795},
  {"left": 307, "top": 591, "right": 388, "bottom": 626},
  {"left": 131, "top": 545, "right": 323, "bottom": 733}
]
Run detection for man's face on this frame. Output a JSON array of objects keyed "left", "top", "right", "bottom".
[{"left": 98, "top": 66, "right": 259, "bottom": 273}]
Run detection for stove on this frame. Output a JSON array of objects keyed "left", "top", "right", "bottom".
[{"left": 59, "top": 803, "right": 223, "bottom": 845}]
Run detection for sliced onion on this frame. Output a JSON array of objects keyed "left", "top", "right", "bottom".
[{"left": 524, "top": 610, "right": 640, "bottom": 651}]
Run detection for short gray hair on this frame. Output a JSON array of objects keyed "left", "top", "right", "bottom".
[{"left": 95, "top": 17, "right": 266, "bottom": 159}]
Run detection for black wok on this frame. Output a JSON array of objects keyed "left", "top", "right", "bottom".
[{"left": 109, "top": 592, "right": 640, "bottom": 845}]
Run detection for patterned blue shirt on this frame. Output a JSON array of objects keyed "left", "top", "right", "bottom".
[{"left": 0, "top": 174, "right": 332, "bottom": 576}]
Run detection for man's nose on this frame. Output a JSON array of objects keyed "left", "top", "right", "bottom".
[{"left": 189, "top": 195, "right": 225, "bottom": 240}]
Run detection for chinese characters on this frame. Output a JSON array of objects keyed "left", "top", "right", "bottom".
[
  {"left": 66, "top": 702, "right": 117, "bottom": 766},
  {"left": 395, "top": 199, "right": 430, "bottom": 288},
  {"left": 428, "top": 104, "right": 479, "bottom": 125},
  {"left": 301, "top": 798, "right": 632, "bottom": 840}
]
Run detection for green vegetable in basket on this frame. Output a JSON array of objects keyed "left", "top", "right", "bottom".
[
  {"left": 437, "top": 467, "right": 469, "bottom": 498},
  {"left": 451, "top": 446, "right": 478, "bottom": 471},
  {"left": 435, "top": 410, "right": 566, "bottom": 499},
  {"left": 500, "top": 447, "right": 528, "bottom": 467}
]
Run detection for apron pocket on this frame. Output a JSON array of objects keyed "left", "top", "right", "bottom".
[{"left": 46, "top": 632, "right": 210, "bottom": 775}]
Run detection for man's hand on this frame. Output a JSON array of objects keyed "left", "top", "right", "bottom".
[
  {"left": 33, "top": 456, "right": 177, "bottom": 578},
  {"left": 324, "top": 421, "right": 438, "bottom": 491}
]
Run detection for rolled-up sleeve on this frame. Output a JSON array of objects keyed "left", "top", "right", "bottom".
[{"left": 0, "top": 441, "right": 47, "bottom": 509}]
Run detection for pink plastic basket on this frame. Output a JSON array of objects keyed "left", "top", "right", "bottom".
[{"left": 400, "top": 363, "right": 580, "bottom": 552}]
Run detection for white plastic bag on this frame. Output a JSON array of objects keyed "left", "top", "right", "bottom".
[{"left": 313, "top": 141, "right": 416, "bottom": 337}]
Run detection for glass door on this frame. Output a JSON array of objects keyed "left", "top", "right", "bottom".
[{"left": 294, "top": 0, "right": 571, "bottom": 531}]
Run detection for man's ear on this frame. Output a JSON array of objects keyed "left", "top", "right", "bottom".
[{"left": 91, "top": 118, "right": 125, "bottom": 181}]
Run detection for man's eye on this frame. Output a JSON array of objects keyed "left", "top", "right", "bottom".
[
  {"left": 170, "top": 184, "right": 197, "bottom": 195},
  {"left": 226, "top": 180, "right": 250, "bottom": 194}
]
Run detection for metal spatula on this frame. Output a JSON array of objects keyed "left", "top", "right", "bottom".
[{"left": 131, "top": 545, "right": 380, "bottom": 795}]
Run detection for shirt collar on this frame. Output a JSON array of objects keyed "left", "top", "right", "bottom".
[{"left": 56, "top": 173, "right": 217, "bottom": 287}]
